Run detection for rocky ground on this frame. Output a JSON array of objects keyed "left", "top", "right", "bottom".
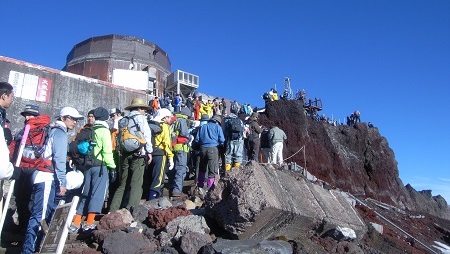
[
  {"left": 1, "top": 164, "right": 450, "bottom": 254},
  {"left": 1, "top": 99, "right": 449, "bottom": 253}
]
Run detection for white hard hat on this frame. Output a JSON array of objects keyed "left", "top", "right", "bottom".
[
  {"left": 153, "top": 108, "right": 173, "bottom": 122},
  {"left": 66, "top": 170, "right": 84, "bottom": 190}
]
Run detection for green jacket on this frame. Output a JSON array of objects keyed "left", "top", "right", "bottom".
[{"left": 92, "top": 122, "right": 116, "bottom": 169}]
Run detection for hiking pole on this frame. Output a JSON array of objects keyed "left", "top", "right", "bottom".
[{"left": 0, "top": 124, "right": 30, "bottom": 238}]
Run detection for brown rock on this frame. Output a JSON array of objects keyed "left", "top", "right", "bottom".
[
  {"left": 147, "top": 206, "right": 191, "bottom": 230},
  {"left": 260, "top": 100, "right": 449, "bottom": 218},
  {"left": 97, "top": 209, "right": 133, "bottom": 231}
]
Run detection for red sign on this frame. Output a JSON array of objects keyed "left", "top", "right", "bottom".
[{"left": 36, "top": 78, "right": 52, "bottom": 103}]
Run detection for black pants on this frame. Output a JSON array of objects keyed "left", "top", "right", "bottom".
[
  {"left": 200, "top": 146, "right": 219, "bottom": 178},
  {"left": 247, "top": 138, "right": 261, "bottom": 162}
]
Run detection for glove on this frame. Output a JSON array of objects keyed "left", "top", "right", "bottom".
[
  {"left": 108, "top": 169, "right": 117, "bottom": 183},
  {"left": 168, "top": 158, "right": 174, "bottom": 170}
]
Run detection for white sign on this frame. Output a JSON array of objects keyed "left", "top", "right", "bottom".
[
  {"left": 21, "top": 74, "right": 39, "bottom": 100},
  {"left": 8, "top": 70, "right": 25, "bottom": 97},
  {"left": 112, "top": 69, "right": 148, "bottom": 90}
]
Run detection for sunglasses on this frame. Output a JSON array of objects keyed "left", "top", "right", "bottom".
[{"left": 66, "top": 116, "right": 79, "bottom": 122}]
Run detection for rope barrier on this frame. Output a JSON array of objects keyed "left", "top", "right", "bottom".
[{"left": 283, "top": 146, "right": 304, "bottom": 161}]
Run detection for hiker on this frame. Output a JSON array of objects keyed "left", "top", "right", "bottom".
[
  {"left": 10, "top": 104, "right": 41, "bottom": 233},
  {"left": 246, "top": 112, "right": 263, "bottom": 162},
  {"left": 107, "top": 108, "right": 122, "bottom": 206},
  {"left": 220, "top": 98, "right": 227, "bottom": 116},
  {"left": 173, "top": 94, "right": 182, "bottom": 112},
  {"left": 206, "top": 100, "right": 214, "bottom": 117},
  {"left": 0, "top": 82, "right": 16, "bottom": 180},
  {"left": 223, "top": 107, "right": 245, "bottom": 171},
  {"left": 193, "top": 96, "right": 201, "bottom": 120},
  {"left": 22, "top": 106, "right": 84, "bottom": 253},
  {"left": 151, "top": 96, "right": 160, "bottom": 114},
  {"left": 268, "top": 124, "right": 287, "bottom": 166},
  {"left": 230, "top": 100, "right": 239, "bottom": 115},
  {"left": 69, "top": 107, "right": 116, "bottom": 233},
  {"left": 354, "top": 110, "right": 361, "bottom": 123},
  {"left": 185, "top": 94, "right": 194, "bottom": 113},
  {"left": 269, "top": 88, "right": 279, "bottom": 101},
  {"left": 259, "top": 127, "right": 271, "bottom": 163},
  {"left": 110, "top": 98, "right": 153, "bottom": 212},
  {"left": 368, "top": 122, "right": 374, "bottom": 128},
  {"left": 194, "top": 115, "right": 225, "bottom": 191},
  {"left": 147, "top": 108, "right": 174, "bottom": 200},
  {"left": 188, "top": 114, "right": 209, "bottom": 182},
  {"left": 168, "top": 107, "right": 190, "bottom": 197}
]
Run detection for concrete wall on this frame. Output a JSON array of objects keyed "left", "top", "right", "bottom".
[{"left": 0, "top": 56, "right": 146, "bottom": 136}]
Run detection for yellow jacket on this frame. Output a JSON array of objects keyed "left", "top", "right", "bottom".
[
  {"left": 199, "top": 102, "right": 208, "bottom": 115},
  {"left": 154, "top": 122, "right": 174, "bottom": 159}
]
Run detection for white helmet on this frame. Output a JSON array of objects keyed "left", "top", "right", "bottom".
[
  {"left": 153, "top": 108, "right": 173, "bottom": 122},
  {"left": 66, "top": 170, "right": 84, "bottom": 190}
]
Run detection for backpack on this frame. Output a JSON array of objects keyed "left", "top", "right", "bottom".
[
  {"left": 10, "top": 115, "right": 58, "bottom": 173},
  {"left": 230, "top": 102, "right": 239, "bottom": 113},
  {"left": 227, "top": 117, "right": 244, "bottom": 140},
  {"left": 118, "top": 115, "right": 147, "bottom": 152},
  {"left": 68, "top": 125, "right": 105, "bottom": 170},
  {"left": 190, "top": 125, "right": 201, "bottom": 151},
  {"left": 148, "top": 119, "right": 163, "bottom": 155}
]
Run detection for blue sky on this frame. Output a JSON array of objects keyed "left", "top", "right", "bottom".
[{"left": 1, "top": 1, "right": 450, "bottom": 201}]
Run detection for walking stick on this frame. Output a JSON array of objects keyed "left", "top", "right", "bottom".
[{"left": 0, "top": 124, "right": 30, "bottom": 237}]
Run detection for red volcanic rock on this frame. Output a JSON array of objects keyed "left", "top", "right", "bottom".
[
  {"left": 259, "top": 100, "right": 448, "bottom": 218},
  {"left": 147, "top": 206, "right": 191, "bottom": 230}
]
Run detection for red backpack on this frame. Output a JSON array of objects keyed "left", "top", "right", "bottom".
[{"left": 9, "top": 115, "right": 56, "bottom": 172}]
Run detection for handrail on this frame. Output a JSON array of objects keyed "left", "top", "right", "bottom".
[{"left": 347, "top": 193, "right": 438, "bottom": 254}]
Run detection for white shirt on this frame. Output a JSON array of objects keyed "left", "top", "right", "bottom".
[{"left": 0, "top": 127, "right": 13, "bottom": 180}]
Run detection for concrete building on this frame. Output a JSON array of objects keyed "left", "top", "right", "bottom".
[
  {"left": 64, "top": 34, "right": 173, "bottom": 97},
  {"left": 64, "top": 34, "right": 199, "bottom": 99}
]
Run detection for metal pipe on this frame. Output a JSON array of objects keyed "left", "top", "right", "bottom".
[{"left": 348, "top": 193, "right": 438, "bottom": 254}]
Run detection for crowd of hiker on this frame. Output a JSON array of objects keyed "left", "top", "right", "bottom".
[
  {"left": 0, "top": 81, "right": 374, "bottom": 253},
  {"left": 0, "top": 82, "right": 293, "bottom": 253}
]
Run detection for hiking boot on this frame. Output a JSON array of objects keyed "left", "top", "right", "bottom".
[
  {"left": 82, "top": 223, "right": 96, "bottom": 233},
  {"left": 170, "top": 191, "right": 187, "bottom": 198},
  {"left": 195, "top": 187, "right": 207, "bottom": 199},
  {"left": 232, "top": 162, "right": 241, "bottom": 168},
  {"left": 225, "top": 163, "right": 232, "bottom": 171},
  {"left": 68, "top": 224, "right": 80, "bottom": 234}
]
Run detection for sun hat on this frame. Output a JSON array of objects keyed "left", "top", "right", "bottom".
[
  {"left": 20, "top": 104, "right": 40, "bottom": 117},
  {"left": 124, "top": 98, "right": 151, "bottom": 110},
  {"left": 59, "top": 107, "right": 84, "bottom": 120}
]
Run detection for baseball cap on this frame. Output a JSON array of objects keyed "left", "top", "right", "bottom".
[
  {"left": 59, "top": 107, "right": 84, "bottom": 120},
  {"left": 109, "top": 108, "right": 121, "bottom": 116}
]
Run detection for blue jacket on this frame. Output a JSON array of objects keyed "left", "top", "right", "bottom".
[{"left": 194, "top": 121, "right": 225, "bottom": 148}]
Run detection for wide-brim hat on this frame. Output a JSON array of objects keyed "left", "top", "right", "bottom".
[
  {"left": 21, "top": 104, "right": 40, "bottom": 117},
  {"left": 125, "top": 98, "right": 151, "bottom": 111}
]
